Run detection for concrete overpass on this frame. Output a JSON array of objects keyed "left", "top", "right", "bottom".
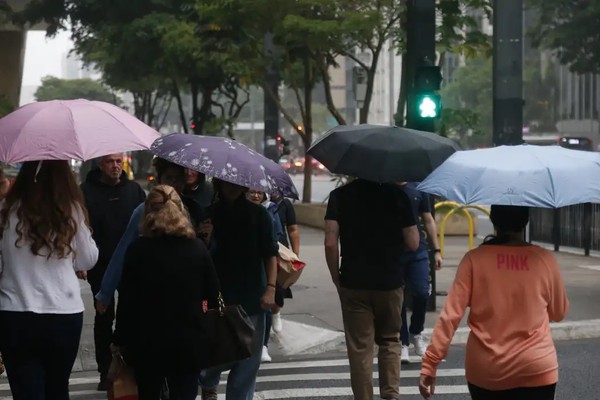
[{"left": 0, "top": 0, "right": 45, "bottom": 111}]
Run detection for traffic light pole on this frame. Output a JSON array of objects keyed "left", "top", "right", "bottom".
[
  {"left": 405, "top": 0, "right": 438, "bottom": 312},
  {"left": 264, "top": 32, "right": 281, "bottom": 162},
  {"left": 492, "top": 0, "right": 524, "bottom": 145}
]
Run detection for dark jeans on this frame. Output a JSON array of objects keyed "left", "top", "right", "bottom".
[
  {"left": 400, "top": 254, "right": 430, "bottom": 346},
  {"left": 468, "top": 382, "right": 557, "bottom": 400},
  {"left": 89, "top": 268, "right": 115, "bottom": 376},
  {"left": 136, "top": 369, "right": 200, "bottom": 400},
  {"left": 0, "top": 311, "right": 83, "bottom": 400}
]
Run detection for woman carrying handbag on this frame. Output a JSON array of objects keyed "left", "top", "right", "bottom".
[{"left": 112, "top": 185, "right": 220, "bottom": 400}]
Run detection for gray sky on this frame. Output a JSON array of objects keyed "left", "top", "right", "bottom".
[{"left": 22, "top": 30, "right": 72, "bottom": 86}]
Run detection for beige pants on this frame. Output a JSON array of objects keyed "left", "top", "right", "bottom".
[{"left": 339, "top": 287, "right": 404, "bottom": 400}]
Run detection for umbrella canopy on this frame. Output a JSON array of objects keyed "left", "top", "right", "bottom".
[
  {"left": 417, "top": 144, "right": 600, "bottom": 208},
  {"left": 0, "top": 99, "right": 160, "bottom": 163},
  {"left": 150, "top": 133, "right": 299, "bottom": 199},
  {"left": 307, "top": 124, "right": 461, "bottom": 183}
]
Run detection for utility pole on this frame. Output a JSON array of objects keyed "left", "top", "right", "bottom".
[
  {"left": 264, "top": 32, "right": 280, "bottom": 162},
  {"left": 493, "top": 0, "right": 524, "bottom": 145},
  {"left": 405, "top": 0, "right": 438, "bottom": 312}
]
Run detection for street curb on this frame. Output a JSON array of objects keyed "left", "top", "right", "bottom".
[
  {"left": 422, "top": 319, "right": 600, "bottom": 344},
  {"left": 271, "top": 319, "right": 345, "bottom": 357}
]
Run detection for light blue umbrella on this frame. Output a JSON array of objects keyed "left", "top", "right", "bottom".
[{"left": 417, "top": 144, "right": 600, "bottom": 208}]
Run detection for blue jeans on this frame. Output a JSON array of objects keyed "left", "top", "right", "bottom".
[
  {"left": 400, "top": 253, "right": 431, "bottom": 346},
  {"left": 0, "top": 311, "right": 83, "bottom": 400},
  {"left": 200, "top": 313, "right": 265, "bottom": 400}
]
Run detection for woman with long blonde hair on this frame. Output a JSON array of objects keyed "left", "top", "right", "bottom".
[
  {"left": 0, "top": 160, "right": 99, "bottom": 400},
  {"left": 113, "top": 185, "right": 219, "bottom": 400}
]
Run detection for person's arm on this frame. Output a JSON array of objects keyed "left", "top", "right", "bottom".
[
  {"left": 112, "top": 243, "right": 140, "bottom": 347},
  {"left": 394, "top": 188, "right": 419, "bottom": 251},
  {"left": 259, "top": 207, "right": 278, "bottom": 310},
  {"left": 422, "top": 212, "right": 442, "bottom": 270},
  {"left": 95, "top": 205, "right": 142, "bottom": 310},
  {"left": 73, "top": 206, "right": 99, "bottom": 272},
  {"left": 421, "top": 253, "right": 473, "bottom": 378},
  {"left": 284, "top": 199, "right": 301, "bottom": 255},
  {"left": 200, "top": 244, "right": 221, "bottom": 309},
  {"left": 324, "top": 219, "right": 341, "bottom": 290},
  {"left": 544, "top": 252, "right": 569, "bottom": 322}
]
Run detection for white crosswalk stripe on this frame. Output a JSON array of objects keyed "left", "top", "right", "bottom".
[{"left": 0, "top": 356, "right": 469, "bottom": 399}]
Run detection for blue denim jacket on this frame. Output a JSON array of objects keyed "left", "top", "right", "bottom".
[{"left": 95, "top": 203, "right": 143, "bottom": 305}]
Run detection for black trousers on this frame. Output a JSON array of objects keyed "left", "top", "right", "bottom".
[
  {"left": 0, "top": 311, "right": 83, "bottom": 400},
  {"left": 135, "top": 368, "right": 201, "bottom": 400},
  {"left": 89, "top": 267, "right": 115, "bottom": 377},
  {"left": 468, "top": 382, "right": 556, "bottom": 400}
]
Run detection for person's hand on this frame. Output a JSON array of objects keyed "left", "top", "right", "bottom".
[
  {"left": 434, "top": 252, "right": 443, "bottom": 270},
  {"left": 198, "top": 219, "right": 213, "bottom": 244},
  {"left": 419, "top": 374, "right": 436, "bottom": 399},
  {"left": 96, "top": 301, "right": 108, "bottom": 314},
  {"left": 75, "top": 271, "right": 87, "bottom": 280},
  {"left": 261, "top": 286, "right": 276, "bottom": 310}
]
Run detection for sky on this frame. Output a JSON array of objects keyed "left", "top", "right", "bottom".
[{"left": 22, "top": 30, "right": 73, "bottom": 86}]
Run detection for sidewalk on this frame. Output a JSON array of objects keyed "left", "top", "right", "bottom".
[{"left": 268, "top": 225, "right": 600, "bottom": 358}]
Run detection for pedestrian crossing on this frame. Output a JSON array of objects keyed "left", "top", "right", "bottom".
[{"left": 0, "top": 356, "right": 470, "bottom": 399}]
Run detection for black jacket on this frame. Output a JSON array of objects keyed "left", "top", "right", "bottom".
[
  {"left": 81, "top": 169, "right": 146, "bottom": 271},
  {"left": 113, "top": 236, "right": 220, "bottom": 373}
]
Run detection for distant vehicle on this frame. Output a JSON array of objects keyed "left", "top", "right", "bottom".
[
  {"left": 523, "top": 134, "right": 559, "bottom": 146},
  {"left": 559, "top": 136, "right": 593, "bottom": 151}
]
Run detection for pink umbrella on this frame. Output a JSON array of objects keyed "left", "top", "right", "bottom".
[{"left": 0, "top": 99, "right": 160, "bottom": 163}]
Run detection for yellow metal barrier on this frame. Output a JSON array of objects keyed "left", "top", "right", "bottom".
[{"left": 435, "top": 202, "right": 490, "bottom": 257}]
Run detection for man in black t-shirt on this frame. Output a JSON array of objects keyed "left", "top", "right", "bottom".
[{"left": 324, "top": 179, "right": 419, "bottom": 400}]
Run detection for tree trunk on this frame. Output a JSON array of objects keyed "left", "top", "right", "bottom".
[
  {"left": 197, "top": 87, "right": 214, "bottom": 135},
  {"left": 359, "top": 51, "right": 380, "bottom": 124},
  {"left": 395, "top": 54, "right": 409, "bottom": 126},
  {"left": 173, "top": 81, "right": 188, "bottom": 134},
  {"left": 302, "top": 56, "right": 315, "bottom": 203}
]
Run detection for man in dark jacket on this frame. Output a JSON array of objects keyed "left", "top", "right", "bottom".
[{"left": 81, "top": 153, "right": 146, "bottom": 390}]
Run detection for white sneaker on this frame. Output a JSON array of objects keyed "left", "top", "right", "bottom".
[
  {"left": 272, "top": 312, "right": 283, "bottom": 333},
  {"left": 261, "top": 345, "right": 272, "bottom": 362},
  {"left": 401, "top": 345, "right": 410, "bottom": 364},
  {"left": 411, "top": 334, "right": 427, "bottom": 357}
]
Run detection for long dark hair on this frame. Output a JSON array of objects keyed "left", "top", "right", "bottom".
[
  {"left": 0, "top": 160, "right": 89, "bottom": 259},
  {"left": 482, "top": 205, "right": 529, "bottom": 245}
]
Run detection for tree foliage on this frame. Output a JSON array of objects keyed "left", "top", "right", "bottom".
[
  {"left": 34, "top": 76, "right": 118, "bottom": 103},
  {"left": 527, "top": 0, "right": 600, "bottom": 74}
]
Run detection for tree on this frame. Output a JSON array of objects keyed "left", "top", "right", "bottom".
[
  {"left": 439, "top": 56, "right": 492, "bottom": 146},
  {"left": 0, "top": 94, "right": 14, "bottom": 118},
  {"left": 34, "top": 76, "right": 119, "bottom": 103},
  {"left": 439, "top": 54, "right": 558, "bottom": 147},
  {"left": 527, "top": 0, "right": 600, "bottom": 75},
  {"left": 18, "top": 0, "right": 253, "bottom": 136}
]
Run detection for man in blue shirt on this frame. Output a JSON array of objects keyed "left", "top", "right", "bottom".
[{"left": 398, "top": 182, "right": 443, "bottom": 364}]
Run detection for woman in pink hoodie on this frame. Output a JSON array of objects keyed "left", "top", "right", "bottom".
[{"left": 419, "top": 205, "right": 569, "bottom": 400}]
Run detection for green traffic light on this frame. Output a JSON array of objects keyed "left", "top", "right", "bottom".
[{"left": 418, "top": 95, "right": 440, "bottom": 118}]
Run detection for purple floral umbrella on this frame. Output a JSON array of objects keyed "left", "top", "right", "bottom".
[{"left": 150, "top": 133, "right": 299, "bottom": 199}]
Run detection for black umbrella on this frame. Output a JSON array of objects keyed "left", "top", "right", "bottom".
[{"left": 307, "top": 124, "right": 462, "bottom": 183}]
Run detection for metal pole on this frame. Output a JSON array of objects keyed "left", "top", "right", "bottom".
[
  {"left": 264, "top": 32, "right": 280, "bottom": 162},
  {"left": 405, "top": 0, "right": 437, "bottom": 312},
  {"left": 492, "top": 0, "right": 524, "bottom": 145}
]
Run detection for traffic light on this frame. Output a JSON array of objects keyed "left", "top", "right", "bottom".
[
  {"left": 276, "top": 135, "right": 291, "bottom": 156},
  {"left": 416, "top": 94, "right": 441, "bottom": 119},
  {"left": 414, "top": 65, "right": 442, "bottom": 120}
]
